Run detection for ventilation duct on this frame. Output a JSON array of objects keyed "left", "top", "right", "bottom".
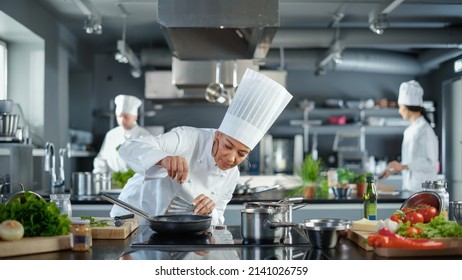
[{"left": 157, "top": 0, "right": 279, "bottom": 60}]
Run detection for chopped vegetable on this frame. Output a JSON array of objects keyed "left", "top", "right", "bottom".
[{"left": 80, "top": 216, "right": 109, "bottom": 227}]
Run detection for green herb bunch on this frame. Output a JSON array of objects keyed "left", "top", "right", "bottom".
[
  {"left": 112, "top": 169, "right": 135, "bottom": 188},
  {"left": 0, "top": 191, "right": 71, "bottom": 237}
]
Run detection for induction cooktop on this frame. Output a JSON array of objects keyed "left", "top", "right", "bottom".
[{"left": 131, "top": 225, "right": 311, "bottom": 249}]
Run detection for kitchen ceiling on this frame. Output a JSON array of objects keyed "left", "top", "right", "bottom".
[{"left": 36, "top": 0, "right": 462, "bottom": 74}]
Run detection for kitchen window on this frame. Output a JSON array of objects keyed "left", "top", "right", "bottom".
[{"left": 0, "top": 40, "right": 6, "bottom": 99}]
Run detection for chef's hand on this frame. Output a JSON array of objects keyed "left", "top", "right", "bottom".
[
  {"left": 379, "top": 160, "right": 407, "bottom": 179},
  {"left": 193, "top": 194, "right": 215, "bottom": 215},
  {"left": 158, "top": 156, "right": 189, "bottom": 184}
]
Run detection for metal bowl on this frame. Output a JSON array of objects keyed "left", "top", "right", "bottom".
[
  {"left": 299, "top": 218, "right": 351, "bottom": 249},
  {"left": 451, "top": 201, "right": 462, "bottom": 225},
  {"left": 0, "top": 113, "right": 19, "bottom": 137},
  {"left": 332, "top": 186, "right": 352, "bottom": 198},
  {"left": 400, "top": 191, "right": 442, "bottom": 214}
]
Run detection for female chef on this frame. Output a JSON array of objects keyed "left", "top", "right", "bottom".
[
  {"left": 379, "top": 80, "right": 438, "bottom": 193},
  {"left": 110, "top": 69, "right": 293, "bottom": 225},
  {"left": 93, "top": 94, "right": 151, "bottom": 174}
]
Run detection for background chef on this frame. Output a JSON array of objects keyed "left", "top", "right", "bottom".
[
  {"left": 93, "top": 94, "right": 151, "bottom": 174},
  {"left": 110, "top": 69, "right": 293, "bottom": 225},
  {"left": 380, "top": 80, "right": 439, "bottom": 193}
]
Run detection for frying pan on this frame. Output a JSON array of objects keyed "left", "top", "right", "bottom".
[{"left": 101, "top": 193, "right": 212, "bottom": 234}]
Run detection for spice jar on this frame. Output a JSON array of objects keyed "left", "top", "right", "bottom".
[{"left": 70, "top": 219, "right": 92, "bottom": 252}]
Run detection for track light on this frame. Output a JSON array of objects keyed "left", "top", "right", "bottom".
[
  {"left": 116, "top": 40, "right": 142, "bottom": 78},
  {"left": 369, "top": 13, "right": 389, "bottom": 35},
  {"left": 84, "top": 15, "right": 102, "bottom": 34}
]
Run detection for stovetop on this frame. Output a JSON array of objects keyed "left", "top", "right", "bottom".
[
  {"left": 122, "top": 226, "right": 339, "bottom": 260},
  {"left": 131, "top": 225, "right": 310, "bottom": 249}
]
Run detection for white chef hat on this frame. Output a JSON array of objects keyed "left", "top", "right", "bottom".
[
  {"left": 114, "top": 94, "right": 142, "bottom": 116},
  {"left": 398, "top": 80, "right": 423, "bottom": 106},
  {"left": 218, "top": 69, "right": 293, "bottom": 150}
]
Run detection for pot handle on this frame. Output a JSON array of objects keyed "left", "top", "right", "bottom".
[
  {"left": 279, "top": 197, "right": 304, "bottom": 204},
  {"left": 101, "top": 192, "right": 151, "bottom": 220},
  {"left": 267, "top": 221, "right": 297, "bottom": 229}
]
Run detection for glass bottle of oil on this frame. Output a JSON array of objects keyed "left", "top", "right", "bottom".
[{"left": 363, "top": 174, "right": 377, "bottom": 220}]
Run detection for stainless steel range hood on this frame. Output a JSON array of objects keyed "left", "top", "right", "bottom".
[{"left": 157, "top": 0, "right": 279, "bottom": 61}]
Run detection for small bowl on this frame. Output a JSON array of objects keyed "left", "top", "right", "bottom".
[
  {"left": 401, "top": 191, "right": 442, "bottom": 214},
  {"left": 299, "top": 218, "right": 351, "bottom": 249},
  {"left": 332, "top": 186, "right": 352, "bottom": 198}
]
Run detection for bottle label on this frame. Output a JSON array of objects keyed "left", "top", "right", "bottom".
[{"left": 364, "top": 202, "right": 377, "bottom": 220}]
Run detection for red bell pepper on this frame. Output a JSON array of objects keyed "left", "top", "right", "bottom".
[{"left": 367, "top": 228, "right": 445, "bottom": 249}]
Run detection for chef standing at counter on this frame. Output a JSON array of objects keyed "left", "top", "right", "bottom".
[
  {"left": 110, "top": 69, "right": 293, "bottom": 225},
  {"left": 93, "top": 94, "right": 151, "bottom": 174},
  {"left": 380, "top": 80, "right": 438, "bottom": 193}
]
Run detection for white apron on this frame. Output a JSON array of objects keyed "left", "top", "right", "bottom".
[{"left": 401, "top": 116, "right": 438, "bottom": 193}]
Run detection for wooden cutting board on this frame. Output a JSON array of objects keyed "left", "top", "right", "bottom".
[
  {"left": 347, "top": 230, "right": 374, "bottom": 251},
  {"left": 91, "top": 217, "right": 139, "bottom": 240},
  {"left": 0, "top": 235, "right": 70, "bottom": 258}
]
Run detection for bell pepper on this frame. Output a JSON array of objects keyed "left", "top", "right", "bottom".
[{"left": 367, "top": 228, "right": 445, "bottom": 249}]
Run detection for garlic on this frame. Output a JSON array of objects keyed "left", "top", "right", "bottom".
[{"left": 376, "top": 218, "right": 399, "bottom": 233}]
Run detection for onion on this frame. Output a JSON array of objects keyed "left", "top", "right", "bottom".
[{"left": 0, "top": 220, "right": 25, "bottom": 241}]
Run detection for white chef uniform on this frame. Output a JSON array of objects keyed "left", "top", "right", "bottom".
[
  {"left": 398, "top": 80, "right": 438, "bottom": 192},
  {"left": 93, "top": 94, "right": 151, "bottom": 174},
  {"left": 110, "top": 69, "right": 293, "bottom": 225}
]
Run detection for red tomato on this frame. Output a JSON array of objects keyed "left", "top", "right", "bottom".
[
  {"left": 405, "top": 226, "right": 419, "bottom": 237},
  {"left": 390, "top": 214, "right": 403, "bottom": 223},
  {"left": 424, "top": 206, "right": 438, "bottom": 223},
  {"left": 402, "top": 207, "right": 414, "bottom": 214},
  {"left": 405, "top": 212, "right": 424, "bottom": 225}
]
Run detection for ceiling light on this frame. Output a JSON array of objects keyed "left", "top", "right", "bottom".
[
  {"left": 72, "top": 0, "right": 102, "bottom": 35},
  {"left": 84, "top": 15, "right": 102, "bottom": 34}
]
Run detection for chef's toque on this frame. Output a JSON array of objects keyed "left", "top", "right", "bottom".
[
  {"left": 115, "top": 94, "right": 142, "bottom": 116},
  {"left": 218, "top": 69, "right": 293, "bottom": 150},
  {"left": 398, "top": 80, "right": 423, "bottom": 106}
]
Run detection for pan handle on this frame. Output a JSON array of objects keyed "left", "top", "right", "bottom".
[{"left": 101, "top": 193, "right": 151, "bottom": 220}]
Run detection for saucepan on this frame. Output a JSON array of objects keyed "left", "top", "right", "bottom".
[{"left": 101, "top": 193, "right": 212, "bottom": 234}]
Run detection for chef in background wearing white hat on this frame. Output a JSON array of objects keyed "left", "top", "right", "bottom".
[
  {"left": 379, "top": 80, "right": 438, "bottom": 193},
  {"left": 110, "top": 69, "right": 293, "bottom": 225},
  {"left": 93, "top": 94, "right": 151, "bottom": 174}
]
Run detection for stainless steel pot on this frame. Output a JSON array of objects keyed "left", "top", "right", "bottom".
[
  {"left": 93, "top": 173, "right": 112, "bottom": 193},
  {"left": 241, "top": 207, "right": 290, "bottom": 242},
  {"left": 72, "top": 172, "right": 93, "bottom": 196}
]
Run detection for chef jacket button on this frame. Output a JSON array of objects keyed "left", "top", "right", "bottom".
[{"left": 211, "top": 192, "right": 215, "bottom": 195}]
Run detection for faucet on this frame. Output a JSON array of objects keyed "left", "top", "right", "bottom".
[{"left": 44, "top": 142, "right": 66, "bottom": 194}]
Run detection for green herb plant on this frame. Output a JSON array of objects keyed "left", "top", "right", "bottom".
[
  {"left": 337, "top": 167, "right": 356, "bottom": 186},
  {"left": 0, "top": 191, "right": 71, "bottom": 237},
  {"left": 288, "top": 154, "right": 325, "bottom": 197}
]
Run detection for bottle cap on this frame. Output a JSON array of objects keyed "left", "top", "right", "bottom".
[{"left": 366, "top": 174, "right": 375, "bottom": 183}]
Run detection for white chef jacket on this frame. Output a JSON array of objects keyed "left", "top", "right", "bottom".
[
  {"left": 401, "top": 116, "right": 438, "bottom": 193},
  {"left": 93, "top": 124, "right": 151, "bottom": 174},
  {"left": 110, "top": 126, "right": 240, "bottom": 226}
]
